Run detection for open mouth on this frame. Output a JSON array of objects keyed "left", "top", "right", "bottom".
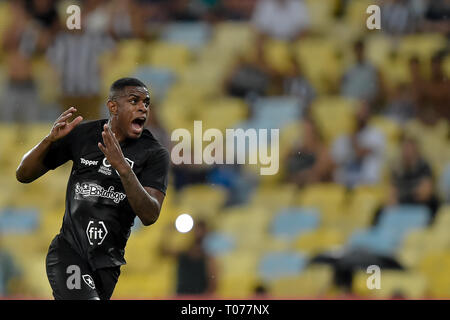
[{"left": 131, "top": 117, "right": 146, "bottom": 134}]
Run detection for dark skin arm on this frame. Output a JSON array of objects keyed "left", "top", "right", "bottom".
[
  {"left": 98, "top": 124, "right": 164, "bottom": 226},
  {"left": 16, "top": 107, "right": 83, "bottom": 183}
]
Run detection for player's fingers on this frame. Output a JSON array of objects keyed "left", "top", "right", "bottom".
[
  {"left": 102, "top": 130, "right": 113, "bottom": 149},
  {"left": 98, "top": 142, "right": 107, "bottom": 155},
  {"left": 53, "top": 122, "right": 66, "bottom": 129},
  {"left": 68, "top": 115, "right": 83, "bottom": 129},
  {"left": 57, "top": 107, "right": 76, "bottom": 121}
]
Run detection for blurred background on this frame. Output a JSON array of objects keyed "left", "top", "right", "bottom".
[{"left": 0, "top": 0, "right": 449, "bottom": 299}]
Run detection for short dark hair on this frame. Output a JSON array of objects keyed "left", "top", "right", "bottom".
[{"left": 109, "top": 77, "right": 148, "bottom": 101}]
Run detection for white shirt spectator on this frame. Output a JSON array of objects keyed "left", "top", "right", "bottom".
[
  {"left": 332, "top": 126, "right": 386, "bottom": 188},
  {"left": 251, "top": 0, "right": 310, "bottom": 41}
]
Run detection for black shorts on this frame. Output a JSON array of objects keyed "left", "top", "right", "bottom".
[{"left": 46, "top": 234, "right": 120, "bottom": 300}]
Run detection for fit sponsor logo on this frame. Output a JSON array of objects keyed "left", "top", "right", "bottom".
[
  {"left": 75, "top": 182, "right": 126, "bottom": 204},
  {"left": 80, "top": 158, "right": 98, "bottom": 167},
  {"left": 98, "top": 157, "right": 134, "bottom": 176},
  {"left": 86, "top": 220, "right": 108, "bottom": 246}
]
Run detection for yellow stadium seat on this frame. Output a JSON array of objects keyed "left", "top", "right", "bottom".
[
  {"left": 345, "top": 0, "right": 374, "bottom": 34},
  {"left": 353, "top": 270, "right": 428, "bottom": 299},
  {"left": 310, "top": 96, "right": 357, "bottom": 145},
  {"left": 347, "top": 185, "right": 385, "bottom": 229},
  {"left": 147, "top": 42, "right": 191, "bottom": 73},
  {"left": 263, "top": 39, "right": 293, "bottom": 74},
  {"left": 176, "top": 184, "right": 227, "bottom": 219},
  {"left": 378, "top": 55, "right": 410, "bottom": 90},
  {"left": 295, "top": 39, "right": 343, "bottom": 94},
  {"left": 199, "top": 97, "right": 248, "bottom": 132},
  {"left": 294, "top": 228, "right": 346, "bottom": 255},
  {"left": 295, "top": 183, "right": 348, "bottom": 221},
  {"left": 365, "top": 34, "right": 394, "bottom": 67},
  {"left": 398, "top": 34, "right": 447, "bottom": 62},
  {"left": 212, "top": 22, "right": 255, "bottom": 55},
  {"left": 433, "top": 205, "right": 450, "bottom": 227},
  {"left": 305, "top": 0, "right": 337, "bottom": 33},
  {"left": 269, "top": 264, "right": 334, "bottom": 298},
  {"left": 249, "top": 184, "right": 297, "bottom": 211},
  {"left": 418, "top": 251, "right": 450, "bottom": 298},
  {"left": 217, "top": 273, "right": 260, "bottom": 299}
]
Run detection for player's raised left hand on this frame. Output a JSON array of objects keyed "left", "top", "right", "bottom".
[{"left": 98, "top": 124, "right": 131, "bottom": 176}]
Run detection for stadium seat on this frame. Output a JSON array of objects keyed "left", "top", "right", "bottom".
[
  {"left": 262, "top": 39, "right": 293, "bottom": 74},
  {"left": 294, "top": 228, "right": 346, "bottom": 255},
  {"left": 347, "top": 185, "right": 385, "bottom": 229},
  {"left": 199, "top": 97, "right": 248, "bottom": 132},
  {"left": 162, "top": 22, "right": 211, "bottom": 51},
  {"left": 258, "top": 251, "right": 308, "bottom": 281},
  {"left": 249, "top": 184, "right": 297, "bottom": 211},
  {"left": 296, "top": 183, "right": 348, "bottom": 220},
  {"left": 0, "top": 207, "right": 40, "bottom": 234},
  {"left": 377, "top": 205, "right": 430, "bottom": 234},
  {"left": 147, "top": 42, "right": 191, "bottom": 74},
  {"left": 212, "top": 22, "right": 255, "bottom": 55},
  {"left": 270, "top": 207, "right": 320, "bottom": 242},
  {"left": 295, "top": 38, "right": 343, "bottom": 94},
  {"left": 217, "top": 273, "right": 260, "bottom": 299},
  {"left": 133, "top": 66, "right": 175, "bottom": 102},
  {"left": 310, "top": 96, "right": 357, "bottom": 145},
  {"left": 352, "top": 270, "right": 428, "bottom": 299},
  {"left": 204, "top": 231, "right": 236, "bottom": 256},
  {"left": 305, "top": 0, "right": 337, "bottom": 33},
  {"left": 269, "top": 264, "right": 334, "bottom": 298},
  {"left": 347, "top": 228, "right": 400, "bottom": 255},
  {"left": 397, "top": 34, "right": 447, "bottom": 62},
  {"left": 417, "top": 251, "right": 450, "bottom": 298},
  {"left": 252, "top": 96, "right": 304, "bottom": 129},
  {"left": 176, "top": 184, "right": 228, "bottom": 219}
]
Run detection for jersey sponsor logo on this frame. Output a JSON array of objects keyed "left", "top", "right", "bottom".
[
  {"left": 80, "top": 158, "right": 98, "bottom": 167},
  {"left": 75, "top": 182, "right": 126, "bottom": 203},
  {"left": 86, "top": 220, "right": 108, "bottom": 246},
  {"left": 82, "top": 274, "right": 96, "bottom": 289},
  {"left": 98, "top": 157, "right": 134, "bottom": 176}
]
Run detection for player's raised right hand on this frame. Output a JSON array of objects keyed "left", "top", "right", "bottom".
[{"left": 47, "top": 107, "right": 83, "bottom": 143}]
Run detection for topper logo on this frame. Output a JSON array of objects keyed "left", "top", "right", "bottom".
[{"left": 80, "top": 158, "right": 98, "bottom": 167}]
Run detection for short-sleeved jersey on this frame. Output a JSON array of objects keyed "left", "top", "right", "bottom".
[{"left": 43, "top": 119, "right": 170, "bottom": 270}]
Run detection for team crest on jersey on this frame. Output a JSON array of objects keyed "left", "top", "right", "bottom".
[
  {"left": 98, "top": 157, "right": 134, "bottom": 176},
  {"left": 82, "top": 274, "right": 96, "bottom": 289},
  {"left": 75, "top": 182, "right": 126, "bottom": 203}
]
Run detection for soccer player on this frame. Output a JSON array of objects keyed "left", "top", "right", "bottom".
[{"left": 16, "top": 78, "right": 170, "bottom": 300}]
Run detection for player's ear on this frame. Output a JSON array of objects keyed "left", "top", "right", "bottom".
[{"left": 107, "top": 100, "right": 118, "bottom": 116}]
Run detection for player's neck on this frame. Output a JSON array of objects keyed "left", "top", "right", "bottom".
[{"left": 109, "top": 118, "right": 126, "bottom": 143}]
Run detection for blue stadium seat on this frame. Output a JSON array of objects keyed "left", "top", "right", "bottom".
[
  {"left": 270, "top": 207, "right": 320, "bottom": 241},
  {"left": 377, "top": 205, "right": 430, "bottom": 234},
  {"left": 162, "top": 22, "right": 211, "bottom": 50},
  {"left": 259, "top": 251, "right": 307, "bottom": 281},
  {"left": 252, "top": 97, "right": 304, "bottom": 129},
  {"left": 348, "top": 205, "right": 430, "bottom": 254},
  {"left": 133, "top": 66, "right": 175, "bottom": 102},
  {"left": 0, "top": 208, "right": 40, "bottom": 234},
  {"left": 348, "top": 228, "right": 400, "bottom": 255},
  {"left": 204, "top": 231, "right": 235, "bottom": 256}
]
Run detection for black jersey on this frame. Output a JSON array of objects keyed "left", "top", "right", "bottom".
[{"left": 43, "top": 119, "right": 170, "bottom": 271}]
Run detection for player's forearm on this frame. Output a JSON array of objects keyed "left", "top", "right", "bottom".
[
  {"left": 16, "top": 136, "right": 53, "bottom": 183},
  {"left": 118, "top": 166, "right": 160, "bottom": 226}
]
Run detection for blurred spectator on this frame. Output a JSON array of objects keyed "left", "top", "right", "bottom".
[
  {"left": 0, "top": 1, "right": 45, "bottom": 122},
  {"left": 160, "top": 220, "right": 218, "bottom": 296},
  {"left": 332, "top": 102, "right": 386, "bottom": 188},
  {"left": 423, "top": 52, "right": 450, "bottom": 122},
  {"left": 46, "top": 9, "right": 115, "bottom": 120},
  {"left": 224, "top": 43, "right": 279, "bottom": 99},
  {"left": 283, "top": 55, "right": 316, "bottom": 110},
  {"left": 167, "top": 0, "right": 220, "bottom": 22},
  {"left": 0, "top": 245, "right": 22, "bottom": 297},
  {"left": 216, "top": 0, "right": 257, "bottom": 20},
  {"left": 340, "top": 40, "right": 383, "bottom": 105},
  {"left": 440, "top": 163, "right": 450, "bottom": 203},
  {"left": 107, "top": 0, "right": 146, "bottom": 39},
  {"left": 388, "top": 136, "right": 439, "bottom": 218},
  {"left": 251, "top": 0, "right": 310, "bottom": 42},
  {"left": 285, "top": 118, "right": 334, "bottom": 188},
  {"left": 383, "top": 82, "right": 416, "bottom": 124},
  {"left": 380, "top": 0, "right": 421, "bottom": 36},
  {"left": 422, "top": 0, "right": 450, "bottom": 36}
]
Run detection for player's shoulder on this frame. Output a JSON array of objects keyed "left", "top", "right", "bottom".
[
  {"left": 139, "top": 129, "right": 170, "bottom": 157},
  {"left": 70, "top": 119, "right": 105, "bottom": 136}
]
